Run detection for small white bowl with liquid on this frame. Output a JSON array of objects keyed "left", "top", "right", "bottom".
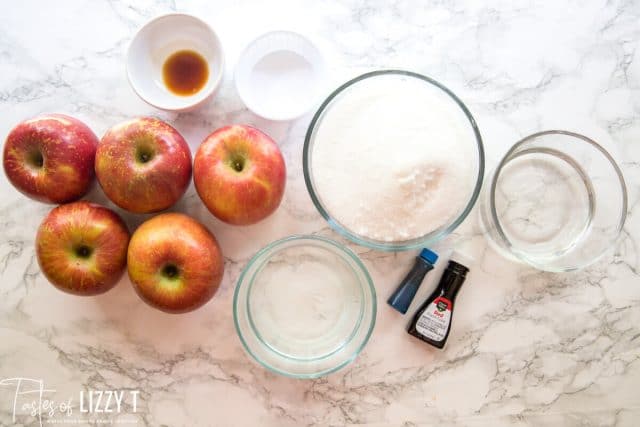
[
  {"left": 127, "top": 13, "right": 225, "bottom": 112},
  {"left": 235, "top": 31, "right": 328, "bottom": 121}
]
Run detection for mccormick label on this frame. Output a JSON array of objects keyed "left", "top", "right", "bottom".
[{"left": 415, "top": 296, "right": 452, "bottom": 341}]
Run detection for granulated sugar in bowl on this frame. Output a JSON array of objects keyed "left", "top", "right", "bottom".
[{"left": 303, "top": 70, "right": 484, "bottom": 251}]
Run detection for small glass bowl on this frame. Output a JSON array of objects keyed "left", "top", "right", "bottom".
[
  {"left": 479, "top": 130, "right": 628, "bottom": 272},
  {"left": 303, "top": 70, "right": 485, "bottom": 251},
  {"left": 233, "top": 235, "right": 376, "bottom": 378}
]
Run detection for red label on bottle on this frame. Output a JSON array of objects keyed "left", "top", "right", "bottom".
[{"left": 434, "top": 297, "right": 451, "bottom": 312}]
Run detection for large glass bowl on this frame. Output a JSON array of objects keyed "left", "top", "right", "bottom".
[
  {"left": 303, "top": 70, "right": 485, "bottom": 251},
  {"left": 233, "top": 235, "right": 376, "bottom": 378},
  {"left": 479, "top": 130, "right": 627, "bottom": 272}
]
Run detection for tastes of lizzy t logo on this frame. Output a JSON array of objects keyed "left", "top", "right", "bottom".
[{"left": 0, "top": 377, "right": 140, "bottom": 426}]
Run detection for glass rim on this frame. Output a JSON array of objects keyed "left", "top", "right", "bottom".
[
  {"left": 233, "top": 234, "right": 377, "bottom": 379},
  {"left": 488, "top": 129, "right": 628, "bottom": 272},
  {"left": 303, "top": 69, "right": 485, "bottom": 251}
]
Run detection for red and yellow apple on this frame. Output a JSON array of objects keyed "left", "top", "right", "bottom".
[
  {"left": 127, "top": 213, "right": 224, "bottom": 313},
  {"left": 193, "top": 125, "right": 286, "bottom": 225},
  {"left": 95, "top": 117, "right": 192, "bottom": 213},
  {"left": 3, "top": 114, "right": 98, "bottom": 203},
  {"left": 36, "top": 201, "right": 130, "bottom": 296}
]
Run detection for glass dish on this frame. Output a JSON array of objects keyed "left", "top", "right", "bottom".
[
  {"left": 479, "top": 130, "right": 627, "bottom": 272},
  {"left": 303, "top": 70, "right": 485, "bottom": 251},
  {"left": 233, "top": 235, "right": 376, "bottom": 378}
]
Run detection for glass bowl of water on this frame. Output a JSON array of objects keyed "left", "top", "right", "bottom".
[
  {"left": 479, "top": 130, "right": 627, "bottom": 272},
  {"left": 233, "top": 235, "right": 376, "bottom": 378}
]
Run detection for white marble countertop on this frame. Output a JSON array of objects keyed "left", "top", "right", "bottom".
[{"left": 1, "top": 1, "right": 639, "bottom": 426}]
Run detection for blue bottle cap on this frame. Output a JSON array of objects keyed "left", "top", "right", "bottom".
[{"left": 419, "top": 248, "right": 438, "bottom": 265}]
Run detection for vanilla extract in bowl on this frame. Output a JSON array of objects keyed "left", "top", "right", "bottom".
[{"left": 162, "top": 49, "right": 209, "bottom": 96}]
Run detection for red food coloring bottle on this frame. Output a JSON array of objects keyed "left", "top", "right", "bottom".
[{"left": 407, "top": 258, "right": 469, "bottom": 349}]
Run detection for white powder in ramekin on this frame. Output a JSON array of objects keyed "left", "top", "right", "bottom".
[{"left": 311, "top": 74, "right": 476, "bottom": 242}]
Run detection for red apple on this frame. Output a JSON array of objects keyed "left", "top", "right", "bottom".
[
  {"left": 3, "top": 114, "right": 98, "bottom": 203},
  {"left": 193, "top": 125, "right": 286, "bottom": 225},
  {"left": 36, "top": 201, "right": 130, "bottom": 295},
  {"left": 127, "top": 213, "right": 224, "bottom": 313},
  {"left": 95, "top": 117, "right": 192, "bottom": 213}
]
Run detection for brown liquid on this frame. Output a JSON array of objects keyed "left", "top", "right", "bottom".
[{"left": 162, "top": 50, "right": 209, "bottom": 96}]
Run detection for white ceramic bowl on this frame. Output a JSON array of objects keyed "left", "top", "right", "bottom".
[
  {"left": 127, "top": 13, "right": 224, "bottom": 112},
  {"left": 235, "top": 31, "right": 327, "bottom": 121}
]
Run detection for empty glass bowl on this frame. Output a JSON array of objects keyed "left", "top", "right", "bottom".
[
  {"left": 233, "top": 235, "right": 376, "bottom": 378},
  {"left": 303, "top": 70, "right": 484, "bottom": 251},
  {"left": 479, "top": 130, "right": 627, "bottom": 272}
]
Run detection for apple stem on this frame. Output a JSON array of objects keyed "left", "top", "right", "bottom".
[
  {"left": 74, "top": 245, "right": 93, "bottom": 259},
  {"left": 162, "top": 264, "right": 179, "bottom": 279},
  {"left": 135, "top": 146, "right": 155, "bottom": 164},
  {"left": 229, "top": 154, "right": 246, "bottom": 172},
  {"left": 29, "top": 151, "right": 44, "bottom": 168}
]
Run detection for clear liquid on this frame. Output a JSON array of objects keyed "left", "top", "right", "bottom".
[
  {"left": 247, "top": 246, "right": 364, "bottom": 361},
  {"left": 492, "top": 147, "right": 595, "bottom": 264}
]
